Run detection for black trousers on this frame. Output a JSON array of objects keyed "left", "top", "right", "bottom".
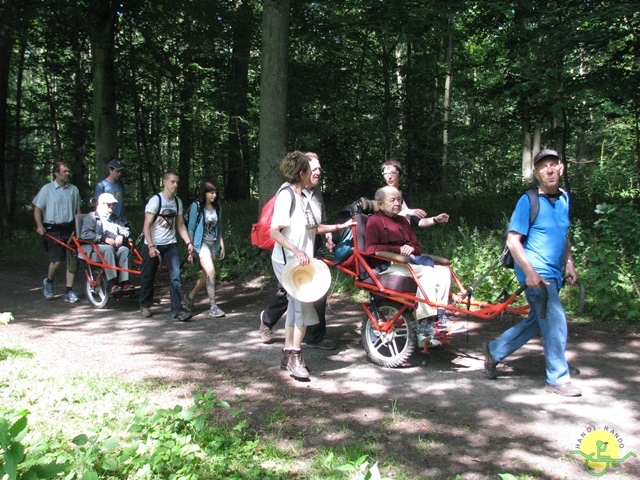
[{"left": 262, "top": 280, "right": 328, "bottom": 344}]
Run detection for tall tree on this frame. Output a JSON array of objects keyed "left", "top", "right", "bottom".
[
  {"left": 258, "top": 0, "right": 290, "bottom": 205},
  {"left": 91, "top": 0, "right": 119, "bottom": 178},
  {"left": 225, "top": 0, "right": 254, "bottom": 201}
]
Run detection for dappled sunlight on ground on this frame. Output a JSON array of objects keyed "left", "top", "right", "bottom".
[{"left": 2, "top": 261, "right": 640, "bottom": 479}]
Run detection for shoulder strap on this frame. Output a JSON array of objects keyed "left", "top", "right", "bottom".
[
  {"left": 525, "top": 189, "right": 539, "bottom": 228},
  {"left": 285, "top": 186, "right": 295, "bottom": 217},
  {"left": 194, "top": 201, "right": 203, "bottom": 225}
]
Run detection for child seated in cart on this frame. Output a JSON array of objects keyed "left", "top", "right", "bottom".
[{"left": 80, "top": 193, "right": 132, "bottom": 294}]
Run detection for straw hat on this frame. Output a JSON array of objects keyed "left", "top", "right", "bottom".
[{"left": 282, "top": 258, "right": 331, "bottom": 303}]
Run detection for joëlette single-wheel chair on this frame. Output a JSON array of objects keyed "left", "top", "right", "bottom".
[
  {"left": 45, "top": 214, "right": 145, "bottom": 308},
  {"left": 321, "top": 212, "right": 533, "bottom": 368}
]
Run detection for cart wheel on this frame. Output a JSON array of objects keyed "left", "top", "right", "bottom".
[
  {"left": 361, "top": 300, "right": 416, "bottom": 368},
  {"left": 85, "top": 268, "right": 109, "bottom": 309}
]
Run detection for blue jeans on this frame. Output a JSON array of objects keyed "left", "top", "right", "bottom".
[
  {"left": 139, "top": 243, "right": 183, "bottom": 315},
  {"left": 488, "top": 279, "right": 570, "bottom": 386}
]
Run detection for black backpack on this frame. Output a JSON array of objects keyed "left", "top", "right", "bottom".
[
  {"left": 183, "top": 200, "right": 204, "bottom": 228},
  {"left": 500, "top": 189, "right": 567, "bottom": 269}
]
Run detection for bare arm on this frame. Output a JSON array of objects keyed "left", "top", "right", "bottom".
[
  {"left": 399, "top": 207, "right": 427, "bottom": 219},
  {"left": 142, "top": 212, "right": 158, "bottom": 258},
  {"left": 564, "top": 238, "right": 578, "bottom": 285},
  {"left": 316, "top": 219, "right": 356, "bottom": 235},
  {"left": 417, "top": 213, "right": 449, "bottom": 228},
  {"left": 176, "top": 215, "right": 195, "bottom": 255},
  {"left": 270, "top": 226, "right": 309, "bottom": 265},
  {"left": 34, "top": 206, "right": 45, "bottom": 236},
  {"left": 505, "top": 231, "right": 546, "bottom": 288}
]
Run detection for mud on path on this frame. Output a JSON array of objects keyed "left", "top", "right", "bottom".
[{"left": 1, "top": 256, "right": 639, "bottom": 479}]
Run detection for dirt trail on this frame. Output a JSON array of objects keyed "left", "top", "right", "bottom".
[{"left": 2, "top": 258, "right": 639, "bottom": 479}]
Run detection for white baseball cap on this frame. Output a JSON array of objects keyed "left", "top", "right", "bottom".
[{"left": 98, "top": 193, "right": 118, "bottom": 204}]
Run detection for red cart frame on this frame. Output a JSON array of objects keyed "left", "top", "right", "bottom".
[{"left": 321, "top": 213, "right": 529, "bottom": 367}]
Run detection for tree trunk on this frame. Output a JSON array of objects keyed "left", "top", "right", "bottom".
[
  {"left": 258, "top": 0, "right": 290, "bottom": 206},
  {"left": 382, "top": 43, "right": 393, "bottom": 161},
  {"left": 177, "top": 78, "right": 194, "bottom": 201},
  {"left": 0, "top": 28, "right": 13, "bottom": 237},
  {"left": 225, "top": 0, "right": 253, "bottom": 201},
  {"left": 442, "top": 25, "right": 453, "bottom": 191},
  {"left": 91, "top": 0, "right": 119, "bottom": 178},
  {"left": 8, "top": 38, "right": 27, "bottom": 225}
]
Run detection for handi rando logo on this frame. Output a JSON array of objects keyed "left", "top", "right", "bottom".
[{"left": 569, "top": 426, "right": 637, "bottom": 476}]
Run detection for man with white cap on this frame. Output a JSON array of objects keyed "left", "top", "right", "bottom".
[
  {"left": 81, "top": 193, "right": 131, "bottom": 294},
  {"left": 95, "top": 158, "right": 126, "bottom": 224}
]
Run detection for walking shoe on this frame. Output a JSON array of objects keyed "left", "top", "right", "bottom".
[
  {"left": 183, "top": 293, "right": 194, "bottom": 312},
  {"left": 280, "top": 349, "right": 291, "bottom": 369},
  {"left": 109, "top": 284, "right": 122, "bottom": 295},
  {"left": 287, "top": 350, "right": 309, "bottom": 379},
  {"left": 305, "top": 338, "right": 336, "bottom": 350},
  {"left": 546, "top": 382, "right": 582, "bottom": 397},
  {"left": 258, "top": 311, "right": 273, "bottom": 343},
  {"left": 43, "top": 278, "right": 54, "bottom": 300},
  {"left": 64, "top": 290, "right": 79, "bottom": 303},
  {"left": 482, "top": 342, "right": 498, "bottom": 380},
  {"left": 417, "top": 318, "right": 436, "bottom": 336},
  {"left": 208, "top": 304, "right": 225, "bottom": 318},
  {"left": 436, "top": 308, "right": 451, "bottom": 330},
  {"left": 173, "top": 310, "right": 192, "bottom": 322},
  {"left": 140, "top": 307, "right": 152, "bottom": 318},
  {"left": 119, "top": 282, "right": 133, "bottom": 293}
]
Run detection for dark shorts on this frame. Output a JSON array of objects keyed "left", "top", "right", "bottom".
[{"left": 43, "top": 223, "right": 73, "bottom": 262}]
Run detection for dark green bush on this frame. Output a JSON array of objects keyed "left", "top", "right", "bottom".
[{"left": 580, "top": 202, "right": 640, "bottom": 323}]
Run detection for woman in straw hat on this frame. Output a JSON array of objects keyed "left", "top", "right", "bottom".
[{"left": 270, "top": 151, "right": 352, "bottom": 379}]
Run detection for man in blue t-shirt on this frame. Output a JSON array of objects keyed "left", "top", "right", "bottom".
[
  {"left": 482, "top": 149, "right": 581, "bottom": 397},
  {"left": 94, "top": 159, "right": 126, "bottom": 224}
]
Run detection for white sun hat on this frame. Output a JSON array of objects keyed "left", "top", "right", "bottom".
[{"left": 282, "top": 258, "right": 331, "bottom": 303}]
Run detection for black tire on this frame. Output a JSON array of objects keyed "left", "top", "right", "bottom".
[
  {"left": 85, "top": 268, "right": 109, "bottom": 309},
  {"left": 361, "top": 300, "right": 416, "bottom": 368}
]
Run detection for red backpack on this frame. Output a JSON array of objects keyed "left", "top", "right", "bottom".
[{"left": 250, "top": 186, "right": 295, "bottom": 250}]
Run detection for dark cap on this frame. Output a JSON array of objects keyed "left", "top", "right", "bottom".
[
  {"left": 533, "top": 149, "right": 560, "bottom": 165},
  {"left": 108, "top": 159, "right": 124, "bottom": 170}
]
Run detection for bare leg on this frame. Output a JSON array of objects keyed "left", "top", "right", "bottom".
[
  {"left": 285, "top": 325, "right": 307, "bottom": 350},
  {"left": 48, "top": 261, "right": 62, "bottom": 281},
  {"left": 206, "top": 278, "right": 216, "bottom": 306},
  {"left": 189, "top": 270, "right": 207, "bottom": 300}
]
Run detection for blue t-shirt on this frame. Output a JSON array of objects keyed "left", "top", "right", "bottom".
[
  {"left": 95, "top": 179, "right": 125, "bottom": 222},
  {"left": 508, "top": 192, "right": 569, "bottom": 286}
]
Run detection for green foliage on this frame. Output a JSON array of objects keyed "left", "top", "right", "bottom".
[
  {"left": 449, "top": 221, "right": 521, "bottom": 304},
  {"left": 0, "top": 392, "right": 285, "bottom": 480},
  {"left": 580, "top": 202, "right": 640, "bottom": 323},
  {"left": 0, "top": 409, "right": 69, "bottom": 480}
]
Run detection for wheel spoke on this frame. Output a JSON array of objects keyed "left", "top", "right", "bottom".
[{"left": 362, "top": 301, "right": 416, "bottom": 367}]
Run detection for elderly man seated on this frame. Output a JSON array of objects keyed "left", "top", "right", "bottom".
[
  {"left": 365, "top": 186, "right": 452, "bottom": 345},
  {"left": 81, "top": 193, "right": 131, "bottom": 294}
]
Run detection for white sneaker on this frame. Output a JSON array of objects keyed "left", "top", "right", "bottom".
[
  {"left": 209, "top": 305, "right": 225, "bottom": 318},
  {"left": 43, "top": 278, "right": 54, "bottom": 299},
  {"left": 64, "top": 290, "right": 79, "bottom": 303}
]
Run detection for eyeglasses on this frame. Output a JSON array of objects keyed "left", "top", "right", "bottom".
[
  {"left": 382, "top": 171, "right": 399, "bottom": 177},
  {"left": 536, "top": 162, "right": 561, "bottom": 173}
]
